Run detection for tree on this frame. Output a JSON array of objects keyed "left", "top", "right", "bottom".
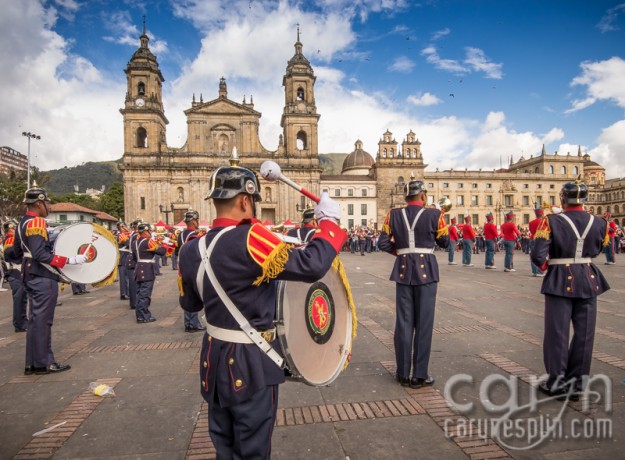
[
  {"left": 0, "top": 169, "right": 27, "bottom": 219},
  {"left": 99, "top": 182, "right": 125, "bottom": 220}
]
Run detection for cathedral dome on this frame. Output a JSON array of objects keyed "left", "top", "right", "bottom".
[{"left": 342, "top": 140, "right": 375, "bottom": 175}]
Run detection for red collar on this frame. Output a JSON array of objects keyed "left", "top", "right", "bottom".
[
  {"left": 26, "top": 211, "right": 38, "bottom": 217},
  {"left": 211, "top": 217, "right": 261, "bottom": 227},
  {"left": 565, "top": 206, "right": 584, "bottom": 212},
  {"left": 406, "top": 201, "right": 425, "bottom": 206},
  {"left": 186, "top": 225, "right": 197, "bottom": 230}
]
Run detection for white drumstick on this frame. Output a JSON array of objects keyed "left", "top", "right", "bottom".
[{"left": 260, "top": 161, "right": 320, "bottom": 203}]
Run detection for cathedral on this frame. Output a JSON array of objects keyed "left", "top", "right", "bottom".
[{"left": 121, "top": 27, "right": 614, "bottom": 229}]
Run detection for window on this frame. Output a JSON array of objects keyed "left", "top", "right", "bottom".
[
  {"left": 427, "top": 195, "right": 434, "bottom": 205},
  {"left": 322, "top": 188, "right": 328, "bottom": 194},
  {"left": 60, "top": 214, "right": 67, "bottom": 222},
  {"left": 535, "top": 167, "right": 539, "bottom": 173},
  {"left": 486, "top": 195, "right": 493, "bottom": 206},
  {"left": 334, "top": 189, "right": 341, "bottom": 197},
  {"left": 443, "top": 183, "right": 449, "bottom": 188},
  {"left": 390, "top": 148, "right": 394, "bottom": 158},
  {"left": 412, "top": 149, "right": 417, "bottom": 158},
  {"left": 523, "top": 214, "right": 530, "bottom": 224},
  {"left": 471, "top": 195, "right": 478, "bottom": 206},
  {"left": 138, "top": 82, "right": 145, "bottom": 96},
  {"left": 428, "top": 183, "right": 434, "bottom": 188},
  {"left": 486, "top": 183, "right": 492, "bottom": 189},
  {"left": 537, "top": 184, "right": 542, "bottom": 189},
  {"left": 457, "top": 183, "right": 464, "bottom": 188},
  {"left": 348, "top": 188, "right": 354, "bottom": 197},
  {"left": 348, "top": 219, "right": 354, "bottom": 229},
  {"left": 523, "top": 184, "right": 529, "bottom": 189},
  {"left": 347, "top": 204, "right": 354, "bottom": 215},
  {"left": 472, "top": 214, "right": 479, "bottom": 225},
  {"left": 382, "top": 148, "right": 387, "bottom": 158},
  {"left": 550, "top": 196, "right": 556, "bottom": 205},
  {"left": 549, "top": 165, "right": 554, "bottom": 174},
  {"left": 550, "top": 184, "right": 555, "bottom": 189},
  {"left": 590, "top": 176, "right": 596, "bottom": 184},
  {"left": 561, "top": 166, "right": 567, "bottom": 174},
  {"left": 536, "top": 196, "right": 543, "bottom": 206},
  {"left": 79, "top": 215, "right": 85, "bottom": 222},
  {"left": 504, "top": 195, "right": 513, "bottom": 207},
  {"left": 523, "top": 196, "right": 529, "bottom": 206},
  {"left": 361, "top": 219, "right": 368, "bottom": 226},
  {"left": 361, "top": 204, "right": 367, "bottom": 215},
  {"left": 136, "top": 127, "right": 147, "bottom": 148},
  {"left": 457, "top": 196, "right": 464, "bottom": 206},
  {"left": 296, "top": 130, "right": 307, "bottom": 150},
  {"left": 140, "top": 197, "right": 146, "bottom": 210},
  {"left": 296, "top": 87, "right": 304, "bottom": 101},
  {"left": 574, "top": 166, "right": 579, "bottom": 175},
  {"left": 472, "top": 183, "right": 478, "bottom": 188},
  {"left": 361, "top": 188, "right": 367, "bottom": 197}
]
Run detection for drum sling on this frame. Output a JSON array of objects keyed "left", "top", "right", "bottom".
[{"left": 195, "top": 227, "right": 284, "bottom": 368}]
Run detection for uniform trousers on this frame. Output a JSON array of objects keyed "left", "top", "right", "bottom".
[
  {"left": 128, "top": 267, "right": 137, "bottom": 308},
  {"left": 209, "top": 384, "right": 278, "bottom": 460},
  {"left": 135, "top": 280, "right": 155, "bottom": 321},
  {"left": 604, "top": 238, "right": 615, "bottom": 263},
  {"left": 448, "top": 241, "right": 456, "bottom": 263},
  {"left": 161, "top": 254, "right": 168, "bottom": 266},
  {"left": 484, "top": 239, "right": 495, "bottom": 267},
  {"left": 171, "top": 253, "right": 178, "bottom": 270},
  {"left": 543, "top": 294, "right": 596, "bottom": 391},
  {"left": 7, "top": 270, "right": 28, "bottom": 330},
  {"left": 24, "top": 276, "right": 58, "bottom": 368},
  {"left": 394, "top": 282, "right": 437, "bottom": 379},
  {"left": 184, "top": 310, "right": 203, "bottom": 329},
  {"left": 528, "top": 240, "right": 542, "bottom": 274},
  {"left": 503, "top": 240, "right": 515, "bottom": 269},
  {"left": 462, "top": 239, "right": 474, "bottom": 265},
  {"left": 118, "top": 264, "right": 129, "bottom": 297}
]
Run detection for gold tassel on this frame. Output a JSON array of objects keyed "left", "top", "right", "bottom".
[
  {"left": 332, "top": 257, "right": 358, "bottom": 370},
  {"left": 92, "top": 266, "right": 117, "bottom": 288},
  {"left": 436, "top": 226, "right": 449, "bottom": 238},
  {"left": 602, "top": 231, "right": 610, "bottom": 247},
  {"left": 534, "top": 229, "right": 551, "bottom": 240},
  {"left": 177, "top": 274, "right": 184, "bottom": 296},
  {"left": 253, "top": 242, "right": 292, "bottom": 286}
]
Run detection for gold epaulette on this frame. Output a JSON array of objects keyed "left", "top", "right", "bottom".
[
  {"left": 436, "top": 212, "right": 449, "bottom": 238},
  {"left": 381, "top": 212, "right": 391, "bottom": 235},
  {"left": 602, "top": 221, "right": 610, "bottom": 247},
  {"left": 534, "top": 215, "right": 551, "bottom": 240},
  {"left": 247, "top": 223, "right": 292, "bottom": 285},
  {"left": 147, "top": 239, "right": 159, "bottom": 251},
  {"left": 25, "top": 217, "right": 48, "bottom": 239}
]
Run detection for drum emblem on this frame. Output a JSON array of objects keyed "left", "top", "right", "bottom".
[
  {"left": 77, "top": 243, "right": 97, "bottom": 263},
  {"left": 305, "top": 282, "right": 335, "bottom": 344}
]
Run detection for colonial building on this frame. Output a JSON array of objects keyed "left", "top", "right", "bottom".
[{"left": 121, "top": 26, "right": 618, "bottom": 230}]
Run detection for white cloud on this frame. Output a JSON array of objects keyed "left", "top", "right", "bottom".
[
  {"left": 566, "top": 57, "right": 625, "bottom": 113},
  {"left": 431, "top": 27, "right": 450, "bottom": 41},
  {"left": 102, "top": 10, "right": 168, "bottom": 55},
  {"left": 390, "top": 56, "right": 415, "bottom": 73},
  {"left": 407, "top": 92, "right": 441, "bottom": 107},
  {"left": 542, "top": 128, "right": 565, "bottom": 145},
  {"left": 421, "top": 46, "right": 467, "bottom": 74},
  {"left": 464, "top": 47, "right": 503, "bottom": 79},
  {"left": 597, "top": 3, "right": 625, "bottom": 33},
  {"left": 587, "top": 119, "right": 625, "bottom": 177},
  {"left": 421, "top": 45, "right": 503, "bottom": 79}
]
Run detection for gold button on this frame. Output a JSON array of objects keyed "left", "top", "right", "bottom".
[
  {"left": 401, "top": 265, "right": 405, "bottom": 269},
  {"left": 329, "top": 231, "right": 335, "bottom": 237},
  {"left": 208, "top": 336, "right": 212, "bottom": 342},
  {"left": 229, "top": 358, "right": 234, "bottom": 365},
  {"left": 591, "top": 275, "right": 595, "bottom": 279},
  {"left": 567, "top": 276, "right": 572, "bottom": 280},
  {"left": 420, "top": 254, "right": 424, "bottom": 258},
  {"left": 400, "top": 274, "right": 404, "bottom": 278},
  {"left": 422, "top": 274, "right": 427, "bottom": 278},
  {"left": 203, "top": 361, "right": 208, "bottom": 368},
  {"left": 566, "top": 287, "right": 571, "bottom": 291},
  {"left": 235, "top": 379, "right": 243, "bottom": 388},
  {"left": 201, "top": 380, "right": 206, "bottom": 386},
  {"left": 566, "top": 264, "right": 570, "bottom": 267},
  {"left": 420, "top": 264, "right": 425, "bottom": 268}
]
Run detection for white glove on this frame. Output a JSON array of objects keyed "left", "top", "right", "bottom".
[
  {"left": 314, "top": 191, "right": 341, "bottom": 221},
  {"left": 68, "top": 254, "right": 87, "bottom": 265},
  {"left": 552, "top": 206, "right": 562, "bottom": 214},
  {"left": 162, "top": 237, "right": 172, "bottom": 245}
]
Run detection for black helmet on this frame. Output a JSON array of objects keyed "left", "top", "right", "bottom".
[
  {"left": 137, "top": 223, "right": 151, "bottom": 233},
  {"left": 130, "top": 219, "right": 142, "bottom": 228},
  {"left": 184, "top": 211, "right": 199, "bottom": 222},
  {"left": 3, "top": 220, "right": 17, "bottom": 233},
  {"left": 207, "top": 166, "right": 262, "bottom": 201},
  {"left": 116, "top": 221, "right": 127, "bottom": 229},
  {"left": 404, "top": 180, "right": 426, "bottom": 197},
  {"left": 302, "top": 209, "right": 315, "bottom": 224},
  {"left": 23, "top": 188, "right": 50, "bottom": 204},
  {"left": 560, "top": 181, "right": 588, "bottom": 205}
]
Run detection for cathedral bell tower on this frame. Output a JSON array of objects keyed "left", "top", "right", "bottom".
[
  {"left": 120, "top": 18, "right": 168, "bottom": 155},
  {"left": 280, "top": 28, "right": 320, "bottom": 157}
]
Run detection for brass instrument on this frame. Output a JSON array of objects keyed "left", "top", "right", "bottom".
[
  {"left": 435, "top": 197, "right": 452, "bottom": 213},
  {"left": 271, "top": 223, "right": 286, "bottom": 233}
]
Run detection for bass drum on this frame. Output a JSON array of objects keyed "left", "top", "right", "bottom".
[
  {"left": 276, "top": 265, "right": 353, "bottom": 386},
  {"left": 51, "top": 223, "right": 118, "bottom": 284}
]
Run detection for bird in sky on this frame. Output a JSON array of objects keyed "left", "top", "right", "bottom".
[{"left": 449, "top": 93, "right": 455, "bottom": 97}]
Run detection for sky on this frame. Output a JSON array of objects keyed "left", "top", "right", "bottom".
[{"left": 1, "top": 0, "right": 625, "bottom": 178}]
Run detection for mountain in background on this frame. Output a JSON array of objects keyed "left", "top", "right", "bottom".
[{"left": 43, "top": 154, "right": 348, "bottom": 194}]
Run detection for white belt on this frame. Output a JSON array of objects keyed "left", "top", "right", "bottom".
[
  {"left": 7, "top": 262, "right": 22, "bottom": 270},
  {"left": 548, "top": 258, "right": 592, "bottom": 265},
  {"left": 396, "top": 247, "right": 435, "bottom": 255},
  {"left": 137, "top": 258, "right": 155, "bottom": 263},
  {"left": 201, "top": 317, "right": 276, "bottom": 344}
]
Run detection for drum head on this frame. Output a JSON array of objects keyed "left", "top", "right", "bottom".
[
  {"left": 277, "top": 267, "right": 352, "bottom": 386},
  {"left": 54, "top": 223, "right": 118, "bottom": 284}
]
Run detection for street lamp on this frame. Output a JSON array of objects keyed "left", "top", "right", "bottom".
[
  {"left": 22, "top": 131, "right": 41, "bottom": 189},
  {"left": 158, "top": 204, "right": 173, "bottom": 225}
]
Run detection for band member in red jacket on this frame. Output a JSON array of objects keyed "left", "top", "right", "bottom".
[
  {"left": 603, "top": 212, "right": 617, "bottom": 265},
  {"left": 461, "top": 215, "right": 475, "bottom": 267},
  {"left": 448, "top": 217, "right": 459, "bottom": 265},
  {"left": 528, "top": 207, "right": 545, "bottom": 276},
  {"left": 500, "top": 211, "right": 521, "bottom": 272},
  {"left": 483, "top": 212, "right": 498, "bottom": 269}
]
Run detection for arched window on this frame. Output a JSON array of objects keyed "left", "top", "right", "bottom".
[
  {"left": 296, "top": 87, "right": 305, "bottom": 101},
  {"left": 138, "top": 82, "right": 145, "bottom": 96},
  {"left": 597, "top": 206, "right": 602, "bottom": 215},
  {"left": 615, "top": 204, "right": 620, "bottom": 214},
  {"left": 412, "top": 150, "right": 417, "bottom": 158},
  {"left": 548, "top": 165, "right": 554, "bottom": 174},
  {"left": 405, "top": 148, "right": 410, "bottom": 157},
  {"left": 397, "top": 176, "right": 405, "bottom": 184},
  {"left": 264, "top": 187, "right": 272, "bottom": 202},
  {"left": 390, "top": 148, "right": 394, "bottom": 158},
  {"left": 136, "top": 127, "right": 147, "bottom": 148},
  {"left": 218, "top": 134, "right": 229, "bottom": 153},
  {"left": 616, "top": 218, "right": 620, "bottom": 226},
  {"left": 296, "top": 130, "right": 307, "bottom": 150},
  {"left": 561, "top": 166, "right": 567, "bottom": 174},
  {"left": 607, "top": 206, "right": 611, "bottom": 213},
  {"left": 382, "top": 148, "right": 387, "bottom": 158},
  {"left": 176, "top": 187, "right": 184, "bottom": 203},
  {"left": 535, "top": 167, "right": 539, "bottom": 173},
  {"left": 573, "top": 166, "right": 579, "bottom": 175}
]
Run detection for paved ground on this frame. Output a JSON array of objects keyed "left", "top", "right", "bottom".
[{"left": 0, "top": 250, "right": 623, "bottom": 460}]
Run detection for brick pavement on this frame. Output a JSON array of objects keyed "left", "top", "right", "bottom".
[{"left": 0, "top": 251, "right": 623, "bottom": 459}]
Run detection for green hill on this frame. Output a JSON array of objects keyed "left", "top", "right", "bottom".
[{"left": 44, "top": 159, "right": 123, "bottom": 194}]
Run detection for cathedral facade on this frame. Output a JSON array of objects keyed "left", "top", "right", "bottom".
[{"left": 121, "top": 29, "right": 615, "bottom": 229}]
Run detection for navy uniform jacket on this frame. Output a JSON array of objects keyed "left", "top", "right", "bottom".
[
  {"left": 8, "top": 213, "right": 68, "bottom": 281},
  {"left": 117, "top": 231, "right": 131, "bottom": 267},
  {"left": 126, "top": 232, "right": 139, "bottom": 269},
  {"left": 3, "top": 234, "right": 23, "bottom": 274},
  {"left": 286, "top": 225, "right": 316, "bottom": 244},
  {"left": 177, "top": 227, "right": 202, "bottom": 254},
  {"left": 378, "top": 203, "right": 449, "bottom": 285},
  {"left": 178, "top": 217, "right": 346, "bottom": 408},
  {"left": 531, "top": 208, "right": 610, "bottom": 298},
  {"left": 133, "top": 236, "right": 165, "bottom": 282}
]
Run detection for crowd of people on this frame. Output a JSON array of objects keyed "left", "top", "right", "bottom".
[{"left": 0, "top": 169, "right": 620, "bottom": 458}]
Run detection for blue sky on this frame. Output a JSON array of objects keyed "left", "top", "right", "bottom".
[{"left": 1, "top": 0, "right": 624, "bottom": 177}]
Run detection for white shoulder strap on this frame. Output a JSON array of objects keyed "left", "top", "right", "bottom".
[
  {"left": 196, "top": 227, "right": 284, "bottom": 368},
  {"left": 559, "top": 213, "right": 594, "bottom": 260},
  {"left": 401, "top": 207, "right": 426, "bottom": 250}
]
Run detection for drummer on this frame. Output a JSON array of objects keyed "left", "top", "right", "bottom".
[
  {"left": 6, "top": 188, "right": 86, "bottom": 375},
  {"left": 133, "top": 223, "right": 165, "bottom": 323},
  {"left": 126, "top": 219, "right": 141, "bottom": 310},
  {"left": 178, "top": 161, "right": 346, "bottom": 459},
  {"left": 286, "top": 208, "right": 317, "bottom": 244}
]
